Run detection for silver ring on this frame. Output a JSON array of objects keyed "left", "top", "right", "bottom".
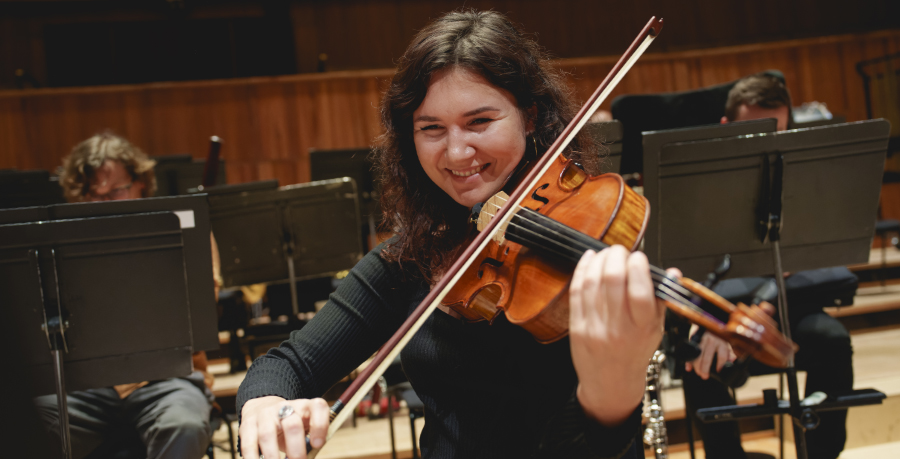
[{"left": 278, "top": 405, "right": 295, "bottom": 420}]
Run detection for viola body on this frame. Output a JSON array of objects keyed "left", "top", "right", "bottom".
[{"left": 442, "top": 155, "right": 650, "bottom": 343}]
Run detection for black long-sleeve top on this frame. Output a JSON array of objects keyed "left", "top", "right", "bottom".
[{"left": 237, "top": 242, "right": 643, "bottom": 458}]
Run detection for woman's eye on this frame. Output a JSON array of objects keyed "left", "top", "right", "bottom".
[
  {"left": 419, "top": 124, "right": 441, "bottom": 131},
  {"left": 471, "top": 118, "right": 493, "bottom": 125}
]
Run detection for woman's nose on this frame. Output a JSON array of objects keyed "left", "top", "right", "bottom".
[{"left": 446, "top": 129, "right": 474, "bottom": 162}]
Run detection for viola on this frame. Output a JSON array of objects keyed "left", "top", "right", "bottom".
[
  {"left": 443, "top": 161, "right": 794, "bottom": 368},
  {"left": 305, "top": 15, "right": 793, "bottom": 456}
]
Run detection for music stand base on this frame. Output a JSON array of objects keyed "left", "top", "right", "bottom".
[{"left": 696, "top": 388, "right": 886, "bottom": 423}]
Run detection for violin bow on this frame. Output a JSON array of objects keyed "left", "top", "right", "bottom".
[{"left": 306, "top": 16, "right": 664, "bottom": 457}]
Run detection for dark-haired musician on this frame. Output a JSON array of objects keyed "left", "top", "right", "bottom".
[
  {"left": 683, "top": 73, "right": 855, "bottom": 459},
  {"left": 237, "top": 10, "right": 670, "bottom": 459}
]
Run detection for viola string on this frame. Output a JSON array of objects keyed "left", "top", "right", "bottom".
[{"left": 483, "top": 200, "right": 681, "bottom": 286}]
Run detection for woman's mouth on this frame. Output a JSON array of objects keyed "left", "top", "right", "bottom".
[{"left": 449, "top": 164, "right": 489, "bottom": 177}]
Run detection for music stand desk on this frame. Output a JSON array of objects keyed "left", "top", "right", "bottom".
[
  {"left": 153, "top": 154, "right": 226, "bottom": 197},
  {"left": 0, "top": 195, "right": 219, "bottom": 351},
  {"left": 1, "top": 212, "right": 196, "bottom": 458},
  {"left": 207, "top": 178, "right": 363, "bottom": 316},
  {"left": 0, "top": 169, "right": 65, "bottom": 209},
  {"left": 646, "top": 120, "right": 888, "bottom": 278},
  {"left": 642, "top": 118, "right": 779, "bottom": 270}
]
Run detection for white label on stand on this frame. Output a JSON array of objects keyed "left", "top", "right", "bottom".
[{"left": 173, "top": 210, "right": 195, "bottom": 229}]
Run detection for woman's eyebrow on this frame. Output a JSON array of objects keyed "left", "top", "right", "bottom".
[
  {"left": 413, "top": 115, "right": 440, "bottom": 123},
  {"left": 413, "top": 106, "right": 501, "bottom": 123},
  {"left": 463, "top": 106, "right": 500, "bottom": 117}
]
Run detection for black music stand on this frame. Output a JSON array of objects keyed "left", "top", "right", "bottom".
[
  {"left": 310, "top": 147, "right": 381, "bottom": 250},
  {"left": 153, "top": 154, "right": 227, "bottom": 196},
  {"left": 642, "top": 118, "right": 778, "bottom": 263},
  {"left": 205, "top": 178, "right": 363, "bottom": 317},
  {"left": 643, "top": 119, "right": 891, "bottom": 459},
  {"left": 0, "top": 195, "right": 220, "bottom": 351},
  {"left": 0, "top": 212, "right": 196, "bottom": 459},
  {"left": 0, "top": 169, "right": 65, "bottom": 209},
  {"left": 642, "top": 118, "right": 772, "bottom": 456}
]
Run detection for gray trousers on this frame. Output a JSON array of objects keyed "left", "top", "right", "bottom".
[{"left": 34, "top": 371, "right": 212, "bottom": 459}]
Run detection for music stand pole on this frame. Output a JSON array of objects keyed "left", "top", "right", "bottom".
[
  {"left": 367, "top": 212, "right": 377, "bottom": 251},
  {"left": 768, "top": 154, "right": 807, "bottom": 459},
  {"left": 34, "top": 248, "right": 73, "bottom": 459},
  {"left": 51, "top": 348, "right": 72, "bottom": 459},
  {"left": 283, "top": 205, "right": 301, "bottom": 318},
  {"left": 286, "top": 255, "right": 300, "bottom": 317},
  {"left": 771, "top": 239, "right": 808, "bottom": 459}
]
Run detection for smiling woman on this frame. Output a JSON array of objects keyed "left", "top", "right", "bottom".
[
  {"left": 412, "top": 68, "right": 533, "bottom": 208},
  {"left": 374, "top": 9, "right": 597, "bottom": 283},
  {"left": 236, "top": 10, "right": 665, "bottom": 459}
]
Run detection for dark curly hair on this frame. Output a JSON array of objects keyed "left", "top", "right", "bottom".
[{"left": 374, "top": 9, "right": 597, "bottom": 282}]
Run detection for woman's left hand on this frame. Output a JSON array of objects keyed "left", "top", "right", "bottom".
[{"left": 569, "top": 245, "right": 671, "bottom": 426}]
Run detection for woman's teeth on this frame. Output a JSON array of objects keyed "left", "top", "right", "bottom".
[{"left": 450, "top": 164, "right": 488, "bottom": 177}]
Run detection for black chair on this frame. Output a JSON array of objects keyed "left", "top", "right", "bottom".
[
  {"left": 377, "top": 355, "right": 425, "bottom": 459},
  {"left": 875, "top": 219, "right": 900, "bottom": 285},
  {"left": 610, "top": 70, "right": 786, "bottom": 176},
  {"left": 207, "top": 410, "right": 237, "bottom": 459},
  {"left": 386, "top": 381, "right": 425, "bottom": 459}
]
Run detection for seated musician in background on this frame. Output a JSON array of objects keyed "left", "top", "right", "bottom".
[
  {"left": 237, "top": 10, "right": 669, "bottom": 459},
  {"left": 34, "top": 132, "right": 215, "bottom": 459},
  {"left": 719, "top": 72, "right": 792, "bottom": 131},
  {"left": 682, "top": 72, "right": 854, "bottom": 459}
]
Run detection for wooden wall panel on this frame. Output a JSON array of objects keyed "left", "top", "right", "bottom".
[
  {"left": 559, "top": 29, "right": 900, "bottom": 125},
  {"left": 0, "top": 99, "right": 33, "bottom": 170},
  {"left": 2, "top": 30, "right": 898, "bottom": 188},
  {"left": 6, "top": 0, "right": 899, "bottom": 89}
]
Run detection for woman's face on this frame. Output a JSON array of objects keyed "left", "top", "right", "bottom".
[{"left": 413, "top": 67, "right": 533, "bottom": 208}]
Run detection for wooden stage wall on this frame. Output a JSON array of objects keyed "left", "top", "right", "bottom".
[{"left": 1, "top": 29, "right": 899, "bottom": 186}]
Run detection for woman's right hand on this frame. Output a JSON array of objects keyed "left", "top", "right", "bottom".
[{"left": 239, "top": 395, "right": 331, "bottom": 459}]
